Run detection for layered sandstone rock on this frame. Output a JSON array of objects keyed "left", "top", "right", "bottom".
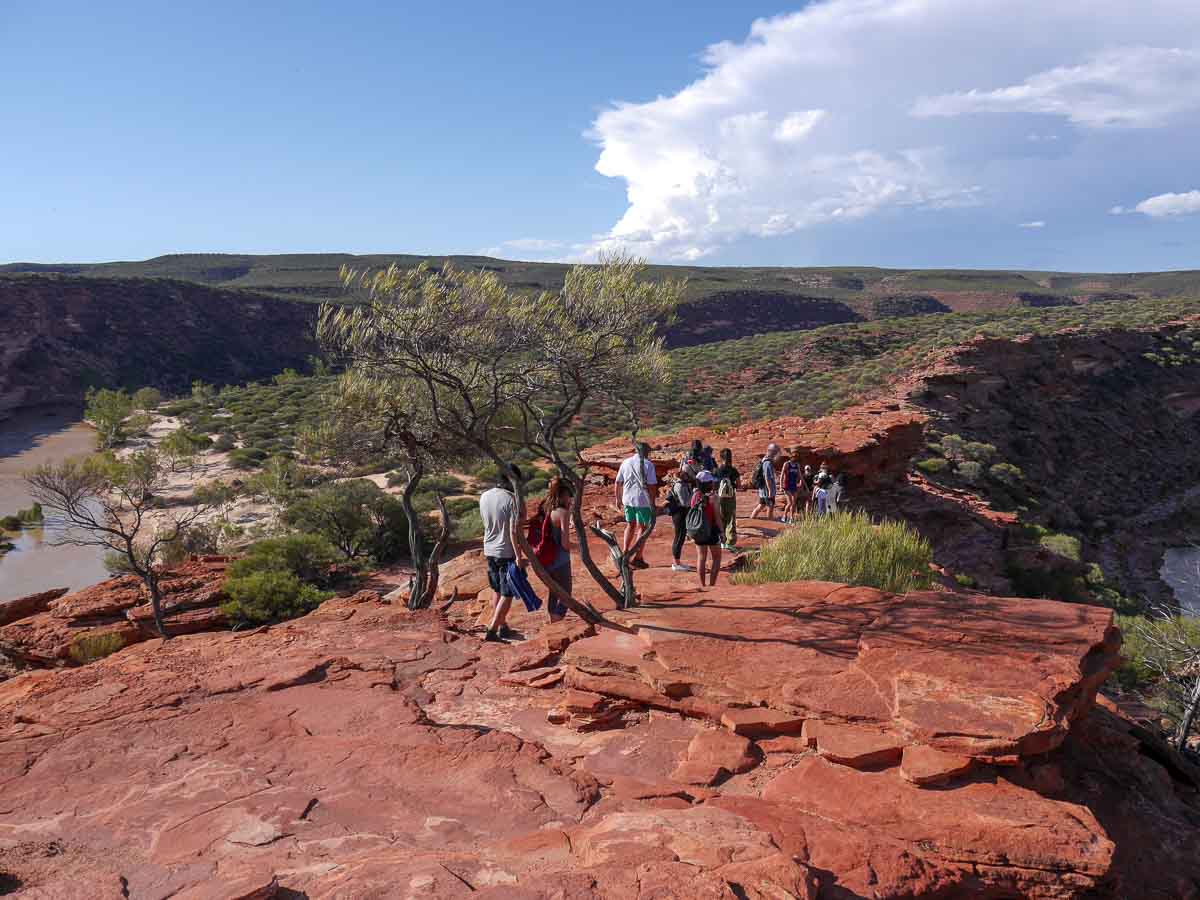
[
  {"left": 0, "top": 559, "right": 229, "bottom": 668},
  {"left": 582, "top": 401, "right": 925, "bottom": 488},
  {"left": 0, "top": 575, "right": 1195, "bottom": 897}
]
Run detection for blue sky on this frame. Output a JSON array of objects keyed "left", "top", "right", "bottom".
[{"left": 3, "top": 1, "right": 1199, "bottom": 270}]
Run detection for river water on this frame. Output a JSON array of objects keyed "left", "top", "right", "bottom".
[
  {"left": 0, "top": 410, "right": 110, "bottom": 602},
  {"left": 1161, "top": 547, "right": 1200, "bottom": 616}
]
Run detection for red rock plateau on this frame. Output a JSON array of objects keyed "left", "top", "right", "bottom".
[
  {"left": 583, "top": 400, "right": 926, "bottom": 489},
  {"left": 2, "top": 488, "right": 1199, "bottom": 898}
]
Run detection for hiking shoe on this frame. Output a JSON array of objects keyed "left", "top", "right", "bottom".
[
  {"left": 499, "top": 626, "right": 520, "bottom": 641},
  {"left": 483, "top": 630, "right": 507, "bottom": 643},
  {"left": 672, "top": 563, "right": 695, "bottom": 572},
  {"left": 631, "top": 558, "right": 650, "bottom": 569}
]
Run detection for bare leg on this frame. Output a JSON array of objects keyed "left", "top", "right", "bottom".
[
  {"left": 708, "top": 547, "right": 722, "bottom": 586},
  {"left": 696, "top": 545, "right": 708, "bottom": 588},
  {"left": 488, "top": 594, "right": 513, "bottom": 632},
  {"left": 633, "top": 522, "right": 648, "bottom": 563}
]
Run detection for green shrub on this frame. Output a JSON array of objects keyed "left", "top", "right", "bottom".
[
  {"left": 0, "top": 515, "right": 22, "bottom": 531},
  {"left": 916, "top": 458, "right": 949, "bottom": 475},
  {"left": 956, "top": 461, "right": 984, "bottom": 483},
  {"left": 229, "top": 533, "right": 340, "bottom": 585},
  {"left": 213, "top": 433, "right": 236, "bottom": 452},
  {"left": 221, "top": 570, "right": 332, "bottom": 626},
  {"left": 68, "top": 632, "right": 126, "bottom": 664},
  {"left": 988, "top": 462, "right": 1024, "bottom": 486},
  {"left": 451, "top": 508, "right": 485, "bottom": 541},
  {"left": 1039, "top": 532, "right": 1082, "bottom": 562},
  {"left": 955, "top": 573, "right": 977, "bottom": 588},
  {"left": 962, "top": 441, "right": 996, "bottom": 463},
  {"left": 734, "top": 510, "right": 933, "bottom": 594},
  {"left": 132, "top": 387, "right": 163, "bottom": 410},
  {"left": 283, "top": 480, "right": 409, "bottom": 563}
]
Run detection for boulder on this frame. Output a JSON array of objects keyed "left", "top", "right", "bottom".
[{"left": 0, "top": 587, "right": 69, "bottom": 627}]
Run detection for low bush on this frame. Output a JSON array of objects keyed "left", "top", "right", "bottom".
[
  {"left": 1039, "top": 532, "right": 1082, "bottom": 562},
  {"left": 916, "top": 458, "right": 948, "bottom": 475},
  {"left": 221, "top": 570, "right": 332, "bottom": 627},
  {"left": 988, "top": 462, "right": 1024, "bottom": 487},
  {"left": 228, "top": 533, "right": 341, "bottom": 585},
  {"left": 734, "top": 510, "right": 933, "bottom": 594},
  {"left": 451, "top": 508, "right": 485, "bottom": 541},
  {"left": 956, "top": 461, "right": 984, "bottom": 483},
  {"left": 68, "top": 631, "right": 126, "bottom": 664}
]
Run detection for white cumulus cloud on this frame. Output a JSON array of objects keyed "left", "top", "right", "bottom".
[
  {"left": 585, "top": 0, "right": 1200, "bottom": 261},
  {"left": 1133, "top": 190, "right": 1200, "bottom": 217}
]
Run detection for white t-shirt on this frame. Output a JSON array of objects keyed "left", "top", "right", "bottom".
[
  {"left": 616, "top": 454, "right": 657, "bottom": 508},
  {"left": 479, "top": 487, "right": 516, "bottom": 558}
]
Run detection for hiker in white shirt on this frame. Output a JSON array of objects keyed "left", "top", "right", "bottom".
[{"left": 613, "top": 441, "right": 658, "bottom": 569}]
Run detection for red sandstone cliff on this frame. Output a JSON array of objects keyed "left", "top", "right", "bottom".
[{"left": 0, "top": 274, "right": 318, "bottom": 420}]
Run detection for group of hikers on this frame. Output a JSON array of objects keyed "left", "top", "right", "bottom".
[{"left": 475, "top": 442, "right": 848, "bottom": 642}]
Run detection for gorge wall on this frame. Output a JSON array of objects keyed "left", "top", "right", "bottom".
[{"left": 0, "top": 275, "right": 319, "bottom": 420}]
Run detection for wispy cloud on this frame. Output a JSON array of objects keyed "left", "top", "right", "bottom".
[
  {"left": 1019, "top": 221, "right": 1046, "bottom": 229},
  {"left": 1131, "top": 190, "right": 1200, "bottom": 217},
  {"left": 914, "top": 47, "right": 1200, "bottom": 128}
]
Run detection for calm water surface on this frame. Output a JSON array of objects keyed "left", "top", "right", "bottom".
[
  {"left": 1161, "top": 547, "right": 1200, "bottom": 616},
  {"left": 0, "top": 410, "right": 110, "bottom": 602}
]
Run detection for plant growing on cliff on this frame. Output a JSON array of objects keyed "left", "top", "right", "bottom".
[
  {"left": 24, "top": 450, "right": 223, "bottom": 638},
  {"left": 84, "top": 387, "right": 134, "bottom": 448},
  {"left": 1131, "top": 606, "right": 1200, "bottom": 753},
  {"left": 320, "top": 255, "right": 683, "bottom": 616}
]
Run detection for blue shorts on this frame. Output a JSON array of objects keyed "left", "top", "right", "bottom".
[{"left": 486, "top": 555, "right": 515, "bottom": 598}]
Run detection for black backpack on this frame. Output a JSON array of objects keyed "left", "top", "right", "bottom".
[
  {"left": 686, "top": 492, "right": 717, "bottom": 544},
  {"left": 750, "top": 459, "right": 768, "bottom": 490}
]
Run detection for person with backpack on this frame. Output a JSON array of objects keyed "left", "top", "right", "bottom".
[
  {"left": 714, "top": 448, "right": 740, "bottom": 551},
  {"left": 781, "top": 449, "right": 802, "bottom": 524},
  {"left": 813, "top": 471, "right": 833, "bottom": 516},
  {"left": 828, "top": 472, "right": 846, "bottom": 515},
  {"left": 528, "top": 476, "right": 574, "bottom": 621},
  {"left": 614, "top": 441, "right": 658, "bottom": 569},
  {"left": 801, "top": 464, "right": 815, "bottom": 515},
  {"left": 701, "top": 445, "right": 717, "bottom": 473},
  {"left": 666, "top": 472, "right": 695, "bottom": 572},
  {"left": 749, "top": 443, "right": 780, "bottom": 521},
  {"left": 687, "top": 471, "right": 724, "bottom": 587}
]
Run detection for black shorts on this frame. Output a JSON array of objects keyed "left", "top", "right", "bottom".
[{"left": 487, "top": 556, "right": 516, "bottom": 598}]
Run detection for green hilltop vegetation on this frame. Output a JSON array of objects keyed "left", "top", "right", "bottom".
[
  {"left": 7, "top": 251, "right": 1200, "bottom": 309},
  {"left": 159, "top": 291, "right": 1200, "bottom": 459}
]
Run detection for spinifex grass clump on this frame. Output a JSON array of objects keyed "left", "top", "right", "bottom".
[
  {"left": 68, "top": 632, "right": 126, "bottom": 665},
  {"left": 735, "top": 509, "right": 933, "bottom": 594}
]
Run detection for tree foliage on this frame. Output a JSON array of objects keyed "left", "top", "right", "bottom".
[
  {"left": 318, "top": 254, "right": 684, "bottom": 615},
  {"left": 282, "top": 479, "right": 408, "bottom": 564},
  {"left": 24, "top": 450, "right": 226, "bottom": 637},
  {"left": 85, "top": 387, "right": 134, "bottom": 449}
]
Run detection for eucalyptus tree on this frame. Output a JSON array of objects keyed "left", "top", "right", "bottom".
[
  {"left": 25, "top": 450, "right": 223, "bottom": 637},
  {"left": 299, "top": 373, "right": 473, "bottom": 609},
  {"left": 318, "top": 255, "right": 682, "bottom": 616}
]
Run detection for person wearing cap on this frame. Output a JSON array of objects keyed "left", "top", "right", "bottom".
[
  {"left": 750, "top": 443, "right": 781, "bottom": 521},
  {"left": 691, "top": 470, "right": 724, "bottom": 588}
]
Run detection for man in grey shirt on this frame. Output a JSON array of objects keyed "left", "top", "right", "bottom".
[
  {"left": 750, "top": 443, "right": 780, "bottom": 521},
  {"left": 479, "top": 466, "right": 525, "bottom": 642}
]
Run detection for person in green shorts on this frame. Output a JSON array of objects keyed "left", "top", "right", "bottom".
[{"left": 614, "top": 442, "right": 658, "bottom": 569}]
